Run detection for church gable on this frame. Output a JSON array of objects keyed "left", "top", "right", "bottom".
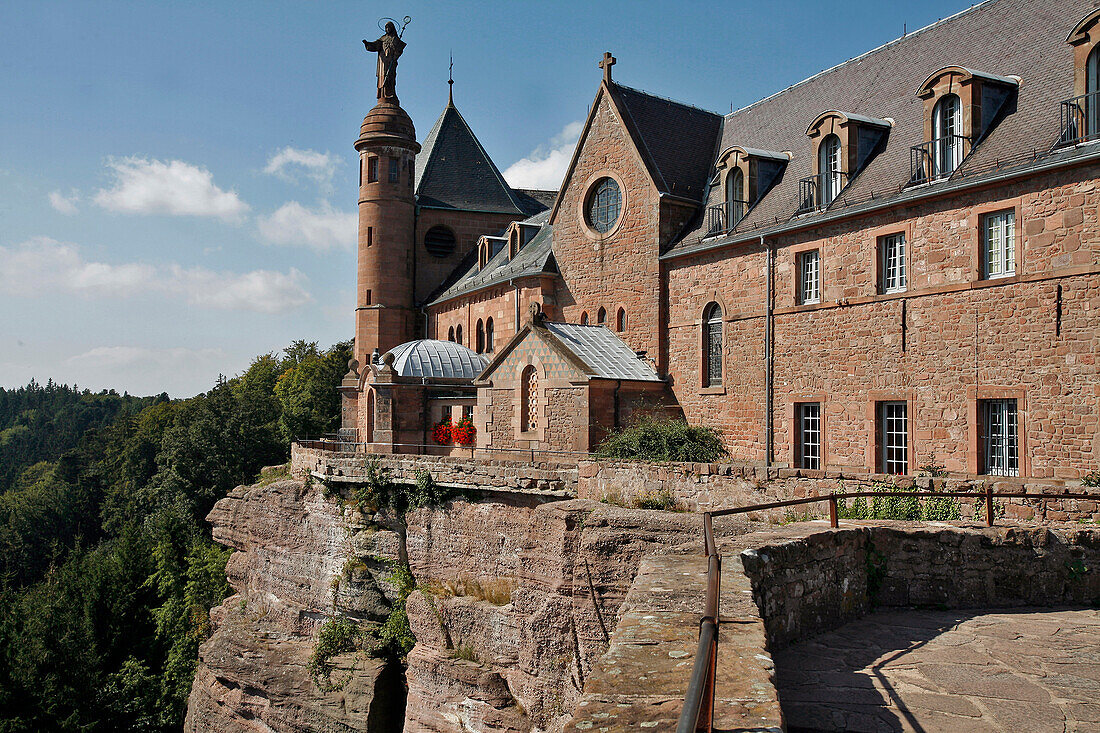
[{"left": 477, "top": 324, "right": 587, "bottom": 388}]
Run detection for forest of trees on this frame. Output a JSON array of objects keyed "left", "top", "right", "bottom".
[{"left": 0, "top": 340, "right": 351, "bottom": 732}]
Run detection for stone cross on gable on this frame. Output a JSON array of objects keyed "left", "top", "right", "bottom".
[{"left": 599, "top": 51, "right": 616, "bottom": 84}]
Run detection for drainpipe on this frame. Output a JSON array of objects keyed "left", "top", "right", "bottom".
[
  {"left": 764, "top": 235, "right": 774, "bottom": 467},
  {"left": 511, "top": 279, "right": 521, "bottom": 331}
]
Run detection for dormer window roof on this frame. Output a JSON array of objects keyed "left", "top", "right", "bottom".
[
  {"left": 797, "top": 111, "right": 891, "bottom": 213},
  {"left": 707, "top": 146, "right": 788, "bottom": 236},
  {"left": 910, "top": 66, "right": 1017, "bottom": 184}
]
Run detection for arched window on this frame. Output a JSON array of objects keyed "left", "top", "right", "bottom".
[
  {"left": 475, "top": 319, "right": 485, "bottom": 354},
  {"left": 365, "top": 389, "right": 375, "bottom": 444},
  {"left": 486, "top": 318, "right": 494, "bottom": 353},
  {"left": 818, "top": 134, "right": 843, "bottom": 206},
  {"left": 933, "top": 94, "right": 963, "bottom": 177},
  {"left": 703, "top": 303, "right": 723, "bottom": 387},
  {"left": 616, "top": 307, "right": 626, "bottom": 332},
  {"left": 455, "top": 324, "right": 463, "bottom": 345},
  {"left": 520, "top": 365, "right": 538, "bottom": 432},
  {"left": 448, "top": 326, "right": 455, "bottom": 342},
  {"left": 580, "top": 311, "right": 589, "bottom": 325},
  {"left": 597, "top": 307, "right": 607, "bottom": 326},
  {"left": 1089, "top": 47, "right": 1100, "bottom": 139},
  {"left": 725, "top": 167, "right": 745, "bottom": 227}
]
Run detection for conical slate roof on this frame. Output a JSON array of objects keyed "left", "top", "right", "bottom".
[
  {"left": 415, "top": 101, "right": 528, "bottom": 214},
  {"left": 385, "top": 339, "right": 488, "bottom": 380}
]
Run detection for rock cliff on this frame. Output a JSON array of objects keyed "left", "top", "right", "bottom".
[{"left": 185, "top": 471, "right": 752, "bottom": 732}]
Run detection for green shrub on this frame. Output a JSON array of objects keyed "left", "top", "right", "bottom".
[
  {"left": 632, "top": 487, "right": 683, "bottom": 511},
  {"left": 308, "top": 617, "right": 361, "bottom": 689},
  {"left": 837, "top": 483, "right": 960, "bottom": 521},
  {"left": 452, "top": 644, "right": 480, "bottom": 663},
  {"left": 595, "top": 416, "right": 727, "bottom": 463}
]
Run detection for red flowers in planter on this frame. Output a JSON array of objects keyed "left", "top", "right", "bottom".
[
  {"left": 452, "top": 415, "right": 476, "bottom": 446},
  {"left": 431, "top": 420, "right": 452, "bottom": 445},
  {"left": 433, "top": 413, "right": 476, "bottom": 446}
]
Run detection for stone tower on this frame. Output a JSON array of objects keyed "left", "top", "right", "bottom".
[{"left": 353, "top": 98, "right": 420, "bottom": 366}]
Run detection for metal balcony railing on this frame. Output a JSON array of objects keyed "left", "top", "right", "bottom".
[
  {"left": 1060, "top": 91, "right": 1100, "bottom": 146},
  {"left": 796, "top": 170, "right": 848, "bottom": 214},
  {"left": 909, "top": 134, "right": 969, "bottom": 184},
  {"left": 706, "top": 199, "right": 748, "bottom": 235}
]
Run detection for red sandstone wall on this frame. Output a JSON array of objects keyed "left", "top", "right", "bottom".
[
  {"left": 414, "top": 208, "right": 524, "bottom": 306},
  {"left": 428, "top": 280, "right": 549, "bottom": 351},
  {"left": 551, "top": 92, "right": 662, "bottom": 359},
  {"left": 666, "top": 164, "right": 1100, "bottom": 478}
]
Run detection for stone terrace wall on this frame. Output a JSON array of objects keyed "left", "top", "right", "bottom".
[
  {"left": 578, "top": 459, "right": 1100, "bottom": 521},
  {"left": 739, "top": 524, "right": 1100, "bottom": 647},
  {"left": 291, "top": 443, "right": 578, "bottom": 495}
]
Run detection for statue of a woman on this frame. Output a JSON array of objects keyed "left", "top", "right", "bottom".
[{"left": 363, "top": 22, "right": 406, "bottom": 100}]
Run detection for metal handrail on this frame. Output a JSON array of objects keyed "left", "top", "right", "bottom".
[
  {"left": 796, "top": 170, "right": 848, "bottom": 213},
  {"left": 706, "top": 199, "right": 748, "bottom": 235},
  {"left": 1060, "top": 90, "right": 1100, "bottom": 146},
  {"left": 676, "top": 487, "right": 1097, "bottom": 731},
  {"left": 909, "top": 134, "right": 970, "bottom": 184}
]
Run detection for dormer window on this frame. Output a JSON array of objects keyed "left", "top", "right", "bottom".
[
  {"left": 707, "top": 146, "right": 787, "bottom": 235},
  {"left": 912, "top": 66, "right": 1017, "bottom": 183},
  {"left": 818, "top": 134, "right": 844, "bottom": 206},
  {"left": 1063, "top": 8, "right": 1100, "bottom": 145},
  {"left": 932, "top": 95, "right": 964, "bottom": 177},
  {"left": 798, "top": 111, "right": 889, "bottom": 213}
]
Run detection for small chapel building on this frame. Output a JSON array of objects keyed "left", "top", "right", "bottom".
[{"left": 342, "top": 0, "right": 1100, "bottom": 479}]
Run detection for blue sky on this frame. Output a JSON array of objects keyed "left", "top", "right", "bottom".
[{"left": 1, "top": 0, "right": 969, "bottom": 397}]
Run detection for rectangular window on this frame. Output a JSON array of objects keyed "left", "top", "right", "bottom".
[
  {"left": 879, "top": 233, "right": 907, "bottom": 293},
  {"left": 388, "top": 157, "right": 400, "bottom": 183},
  {"left": 367, "top": 226, "right": 373, "bottom": 247},
  {"left": 359, "top": 156, "right": 363, "bottom": 187},
  {"left": 797, "top": 403, "right": 821, "bottom": 470},
  {"left": 799, "top": 250, "right": 821, "bottom": 304},
  {"left": 462, "top": 405, "right": 474, "bottom": 421},
  {"left": 878, "top": 401, "right": 908, "bottom": 475},
  {"left": 367, "top": 156, "right": 378, "bottom": 183},
  {"left": 982, "top": 399, "right": 1019, "bottom": 476},
  {"left": 442, "top": 405, "right": 453, "bottom": 424},
  {"left": 982, "top": 210, "right": 1016, "bottom": 279}
]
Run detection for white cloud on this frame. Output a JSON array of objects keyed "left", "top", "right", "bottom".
[
  {"left": 0, "top": 237, "right": 310, "bottom": 313},
  {"left": 502, "top": 120, "right": 583, "bottom": 190},
  {"left": 94, "top": 157, "right": 249, "bottom": 221},
  {"left": 167, "top": 265, "right": 311, "bottom": 313},
  {"left": 264, "top": 147, "right": 339, "bottom": 186},
  {"left": 66, "top": 345, "right": 224, "bottom": 370},
  {"left": 48, "top": 190, "right": 79, "bottom": 215},
  {"left": 0, "top": 237, "right": 155, "bottom": 297},
  {"left": 257, "top": 201, "right": 357, "bottom": 251}
]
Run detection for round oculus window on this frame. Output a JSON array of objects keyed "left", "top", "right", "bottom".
[
  {"left": 424, "top": 226, "right": 456, "bottom": 258},
  {"left": 585, "top": 177, "right": 622, "bottom": 234}
]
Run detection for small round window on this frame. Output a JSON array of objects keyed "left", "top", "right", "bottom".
[
  {"left": 424, "top": 226, "right": 456, "bottom": 258},
  {"left": 586, "top": 178, "right": 622, "bottom": 234}
]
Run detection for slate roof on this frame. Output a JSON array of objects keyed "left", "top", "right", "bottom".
[
  {"left": 668, "top": 0, "right": 1097, "bottom": 255},
  {"left": 415, "top": 101, "right": 530, "bottom": 214},
  {"left": 429, "top": 217, "right": 557, "bottom": 305},
  {"left": 607, "top": 82, "right": 724, "bottom": 203},
  {"left": 542, "top": 323, "right": 662, "bottom": 382},
  {"left": 385, "top": 339, "right": 488, "bottom": 380}
]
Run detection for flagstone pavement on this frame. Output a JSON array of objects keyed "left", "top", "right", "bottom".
[{"left": 774, "top": 607, "right": 1100, "bottom": 733}]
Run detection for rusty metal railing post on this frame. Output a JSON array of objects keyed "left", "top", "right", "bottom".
[
  {"left": 829, "top": 495, "right": 838, "bottom": 528},
  {"left": 985, "top": 486, "right": 995, "bottom": 527}
]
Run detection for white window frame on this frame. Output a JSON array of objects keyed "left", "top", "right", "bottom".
[
  {"left": 983, "top": 399, "right": 1019, "bottom": 477},
  {"left": 982, "top": 210, "right": 1016, "bottom": 279},
  {"left": 799, "top": 250, "right": 821, "bottom": 305},
  {"left": 878, "top": 401, "right": 908, "bottom": 475},
  {"left": 879, "top": 233, "right": 907, "bottom": 294},
  {"left": 798, "top": 403, "right": 821, "bottom": 470}
]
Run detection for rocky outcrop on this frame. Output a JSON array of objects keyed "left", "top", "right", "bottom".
[
  {"left": 184, "top": 477, "right": 403, "bottom": 732},
  {"left": 185, "top": 472, "right": 757, "bottom": 733}
]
